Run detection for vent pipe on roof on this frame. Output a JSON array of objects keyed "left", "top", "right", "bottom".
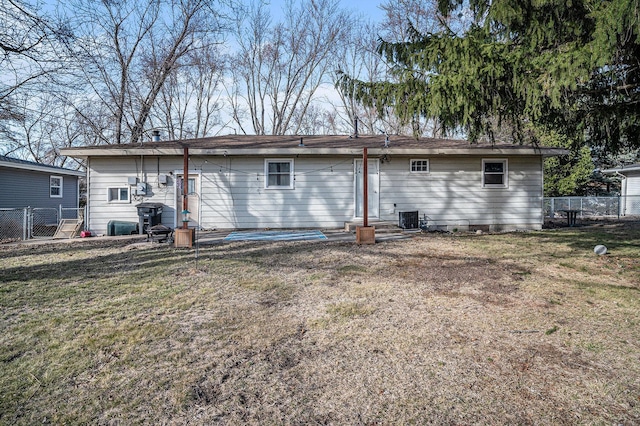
[
  {"left": 354, "top": 117, "right": 359, "bottom": 138},
  {"left": 299, "top": 137, "right": 304, "bottom": 147},
  {"left": 152, "top": 130, "right": 160, "bottom": 142}
]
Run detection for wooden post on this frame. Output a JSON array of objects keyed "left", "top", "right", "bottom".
[
  {"left": 363, "top": 147, "right": 368, "bottom": 228},
  {"left": 182, "top": 146, "right": 188, "bottom": 229},
  {"left": 356, "top": 146, "right": 375, "bottom": 244},
  {"left": 175, "top": 144, "right": 194, "bottom": 247}
]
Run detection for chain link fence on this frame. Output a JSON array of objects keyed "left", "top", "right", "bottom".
[
  {"left": 31, "top": 208, "right": 59, "bottom": 238},
  {"left": 0, "top": 208, "right": 29, "bottom": 241},
  {"left": 0, "top": 206, "right": 86, "bottom": 242},
  {"left": 544, "top": 196, "right": 640, "bottom": 218}
]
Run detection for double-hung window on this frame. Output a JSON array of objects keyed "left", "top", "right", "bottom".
[
  {"left": 482, "top": 159, "right": 508, "bottom": 188},
  {"left": 265, "top": 159, "right": 294, "bottom": 189},
  {"left": 50, "top": 176, "right": 63, "bottom": 198}
]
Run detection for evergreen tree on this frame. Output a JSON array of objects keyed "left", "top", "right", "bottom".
[{"left": 338, "top": 0, "right": 640, "bottom": 155}]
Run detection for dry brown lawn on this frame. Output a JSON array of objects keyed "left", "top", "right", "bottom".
[{"left": 1, "top": 221, "right": 639, "bottom": 424}]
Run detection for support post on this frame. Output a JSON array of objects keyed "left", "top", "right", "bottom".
[
  {"left": 175, "top": 145, "right": 194, "bottom": 247},
  {"left": 356, "top": 147, "right": 375, "bottom": 244},
  {"left": 363, "top": 147, "right": 368, "bottom": 228},
  {"left": 182, "top": 146, "right": 189, "bottom": 229}
]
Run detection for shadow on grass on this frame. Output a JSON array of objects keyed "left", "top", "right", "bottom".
[
  {"left": 522, "top": 224, "right": 640, "bottom": 254},
  {"left": 0, "top": 242, "right": 190, "bottom": 283},
  {"left": 3, "top": 223, "right": 638, "bottom": 291},
  {"left": 0, "top": 237, "right": 147, "bottom": 260}
]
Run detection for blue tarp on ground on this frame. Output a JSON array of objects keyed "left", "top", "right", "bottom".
[{"left": 223, "top": 230, "right": 328, "bottom": 242}]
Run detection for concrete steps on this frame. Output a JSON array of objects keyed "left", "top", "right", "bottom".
[{"left": 344, "top": 219, "right": 404, "bottom": 233}]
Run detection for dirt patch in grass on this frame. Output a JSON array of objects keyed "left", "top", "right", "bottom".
[{"left": 1, "top": 222, "right": 640, "bottom": 424}]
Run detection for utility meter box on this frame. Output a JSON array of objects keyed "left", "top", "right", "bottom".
[{"left": 135, "top": 183, "right": 147, "bottom": 195}]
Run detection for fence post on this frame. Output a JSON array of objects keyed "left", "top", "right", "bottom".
[
  {"left": 23, "top": 207, "right": 29, "bottom": 240},
  {"left": 550, "top": 198, "right": 554, "bottom": 218},
  {"left": 618, "top": 195, "right": 621, "bottom": 218}
]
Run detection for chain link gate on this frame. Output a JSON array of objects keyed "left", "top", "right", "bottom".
[{"left": 31, "top": 208, "right": 59, "bottom": 238}]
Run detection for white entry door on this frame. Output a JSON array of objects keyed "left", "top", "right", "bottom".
[
  {"left": 354, "top": 159, "right": 380, "bottom": 218},
  {"left": 176, "top": 173, "right": 200, "bottom": 228}
]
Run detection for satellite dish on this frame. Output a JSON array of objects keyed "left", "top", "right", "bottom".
[{"left": 594, "top": 245, "right": 607, "bottom": 255}]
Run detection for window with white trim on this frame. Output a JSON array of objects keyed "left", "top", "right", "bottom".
[
  {"left": 107, "top": 187, "right": 130, "bottom": 203},
  {"left": 482, "top": 159, "right": 508, "bottom": 188},
  {"left": 50, "top": 176, "right": 63, "bottom": 198},
  {"left": 410, "top": 159, "right": 429, "bottom": 173},
  {"left": 265, "top": 159, "right": 294, "bottom": 189}
]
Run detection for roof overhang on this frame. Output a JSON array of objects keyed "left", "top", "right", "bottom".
[
  {"left": 0, "top": 161, "right": 85, "bottom": 177},
  {"left": 61, "top": 146, "right": 568, "bottom": 158}
]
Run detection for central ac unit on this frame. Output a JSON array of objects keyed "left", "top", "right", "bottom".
[{"left": 399, "top": 211, "right": 419, "bottom": 229}]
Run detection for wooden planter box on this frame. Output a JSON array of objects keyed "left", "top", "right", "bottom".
[
  {"left": 174, "top": 228, "right": 194, "bottom": 248},
  {"left": 356, "top": 226, "right": 375, "bottom": 245}
]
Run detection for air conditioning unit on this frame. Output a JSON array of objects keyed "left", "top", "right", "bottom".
[{"left": 399, "top": 211, "right": 419, "bottom": 229}]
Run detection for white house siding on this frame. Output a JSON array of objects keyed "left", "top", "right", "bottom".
[
  {"left": 87, "top": 153, "right": 544, "bottom": 233},
  {"left": 87, "top": 157, "right": 175, "bottom": 234},
  {"left": 625, "top": 173, "right": 640, "bottom": 197},
  {"left": 87, "top": 155, "right": 356, "bottom": 233},
  {"left": 623, "top": 172, "right": 640, "bottom": 215},
  {"left": 198, "top": 156, "right": 354, "bottom": 229},
  {"left": 377, "top": 156, "right": 544, "bottom": 231}
]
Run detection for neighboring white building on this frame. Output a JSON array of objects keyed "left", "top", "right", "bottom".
[
  {"left": 61, "top": 135, "right": 567, "bottom": 234},
  {"left": 603, "top": 163, "right": 640, "bottom": 215}
]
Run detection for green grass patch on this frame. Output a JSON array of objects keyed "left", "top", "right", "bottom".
[
  {"left": 326, "top": 301, "right": 376, "bottom": 318},
  {"left": 337, "top": 264, "right": 369, "bottom": 275}
]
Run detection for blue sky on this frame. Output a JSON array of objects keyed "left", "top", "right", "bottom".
[{"left": 268, "top": 0, "right": 386, "bottom": 23}]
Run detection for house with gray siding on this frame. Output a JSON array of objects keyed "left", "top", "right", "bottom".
[
  {"left": 0, "top": 156, "right": 84, "bottom": 210},
  {"left": 61, "top": 135, "right": 566, "bottom": 235}
]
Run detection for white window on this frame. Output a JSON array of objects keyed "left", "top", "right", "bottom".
[
  {"left": 265, "top": 159, "right": 294, "bottom": 189},
  {"left": 107, "top": 187, "right": 130, "bottom": 203},
  {"left": 50, "top": 176, "right": 63, "bottom": 198},
  {"left": 410, "top": 159, "right": 430, "bottom": 173},
  {"left": 482, "top": 159, "right": 508, "bottom": 188}
]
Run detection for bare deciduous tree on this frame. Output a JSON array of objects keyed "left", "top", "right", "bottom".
[
  {"left": 67, "top": 0, "right": 228, "bottom": 145},
  {"left": 229, "top": 0, "right": 353, "bottom": 135},
  {"left": 153, "top": 44, "right": 226, "bottom": 140},
  {"left": 0, "top": 0, "right": 72, "bottom": 147}
]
